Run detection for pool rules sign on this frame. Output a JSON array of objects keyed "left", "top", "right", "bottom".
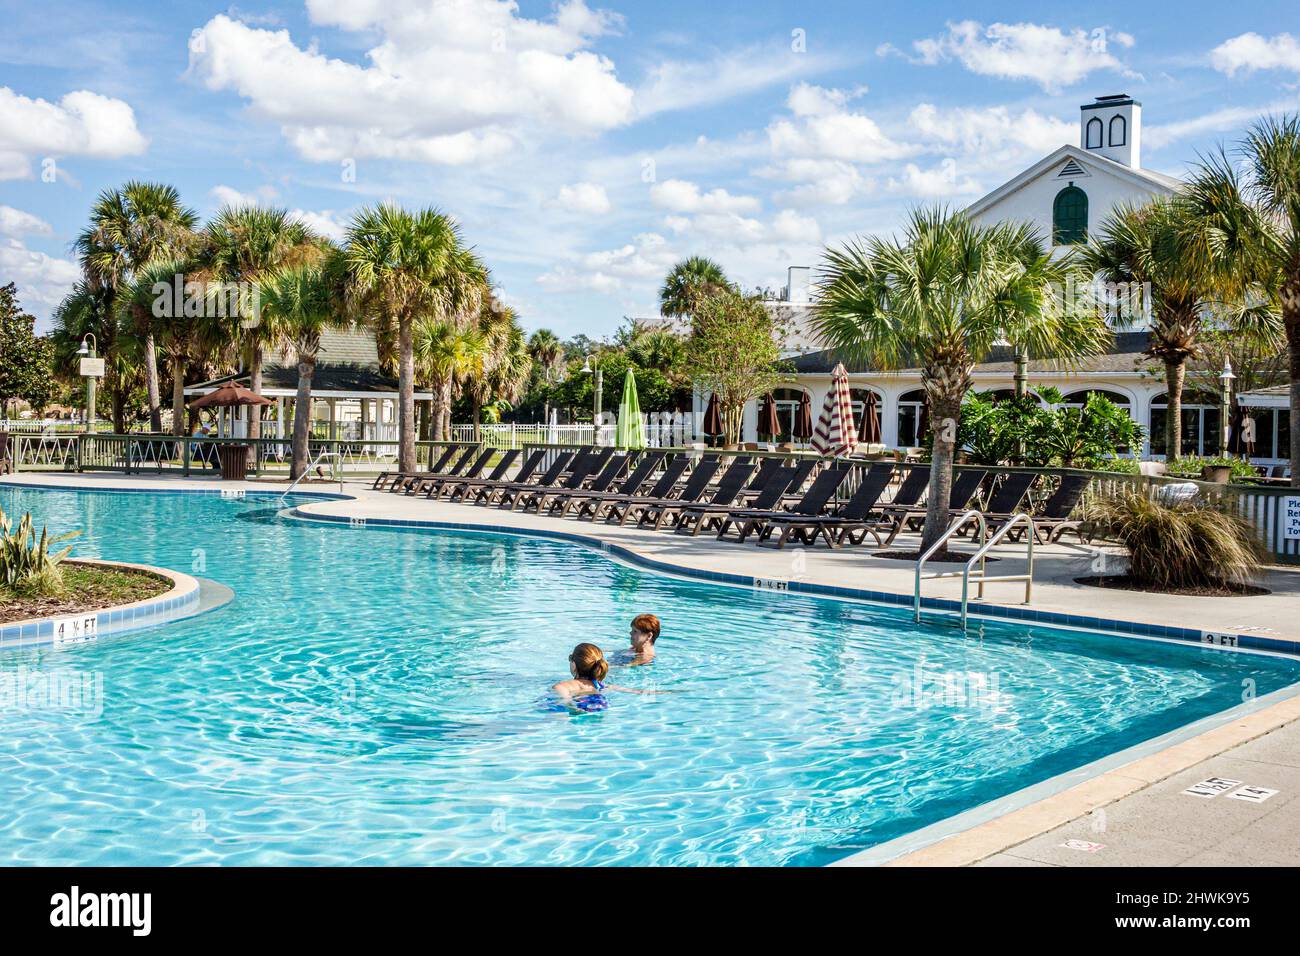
[{"left": 1287, "top": 496, "right": 1300, "bottom": 540}]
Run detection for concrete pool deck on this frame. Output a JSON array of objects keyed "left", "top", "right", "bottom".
[{"left": 4, "top": 469, "right": 1299, "bottom": 867}]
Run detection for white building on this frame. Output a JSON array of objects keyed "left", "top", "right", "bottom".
[{"left": 710, "top": 95, "right": 1289, "bottom": 464}]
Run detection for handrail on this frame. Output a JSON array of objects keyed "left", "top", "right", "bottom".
[
  {"left": 914, "top": 510, "right": 986, "bottom": 623},
  {"left": 959, "top": 513, "right": 1036, "bottom": 630},
  {"left": 280, "top": 448, "right": 343, "bottom": 501}
]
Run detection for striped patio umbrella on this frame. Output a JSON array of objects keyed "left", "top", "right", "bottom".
[
  {"left": 615, "top": 368, "right": 646, "bottom": 449},
  {"left": 859, "top": 390, "right": 881, "bottom": 444},
  {"left": 793, "top": 390, "right": 813, "bottom": 442},
  {"left": 811, "top": 363, "right": 859, "bottom": 456}
]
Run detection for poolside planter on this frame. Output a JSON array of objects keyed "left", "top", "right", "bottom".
[{"left": 216, "top": 443, "right": 250, "bottom": 480}]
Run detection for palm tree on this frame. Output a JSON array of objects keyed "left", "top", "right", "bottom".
[
  {"left": 1180, "top": 115, "right": 1300, "bottom": 484},
  {"left": 463, "top": 302, "right": 533, "bottom": 438},
  {"left": 344, "top": 205, "right": 486, "bottom": 470},
  {"left": 659, "top": 257, "right": 731, "bottom": 320},
  {"left": 257, "top": 254, "right": 350, "bottom": 478},
  {"left": 50, "top": 280, "right": 139, "bottom": 432},
  {"left": 814, "top": 208, "right": 1111, "bottom": 551},
  {"left": 1078, "top": 199, "right": 1262, "bottom": 460},
  {"left": 80, "top": 182, "right": 198, "bottom": 431},
  {"left": 414, "top": 318, "right": 484, "bottom": 442},
  {"left": 202, "top": 206, "right": 321, "bottom": 446}
]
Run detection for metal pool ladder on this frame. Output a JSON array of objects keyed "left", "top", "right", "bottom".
[
  {"left": 914, "top": 511, "right": 1036, "bottom": 630},
  {"left": 279, "top": 449, "right": 344, "bottom": 503}
]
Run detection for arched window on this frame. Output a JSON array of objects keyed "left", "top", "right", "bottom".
[
  {"left": 1053, "top": 186, "right": 1088, "bottom": 245},
  {"left": 897, "top": 389, "right": 928, "bottom": 447},
  {"left": 1085, "top": 117, "right": 1103, "bottom": 149},
  {"left": 1109, "top": 115, "right": 1126, "bottom": 147},
  {"left": 772, "top": 387, "right": 808, "bottom": 443}
]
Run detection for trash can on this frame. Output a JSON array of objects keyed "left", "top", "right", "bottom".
[{"left": 216, "top": 443, "right": 249, "bottom": 481}]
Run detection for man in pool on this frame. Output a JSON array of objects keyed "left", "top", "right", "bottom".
[{"left": 613, "top": 613, "right": 660, "bottom": 665}]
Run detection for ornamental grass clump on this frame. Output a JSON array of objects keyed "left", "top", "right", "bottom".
[
  {"left": 0, "top": 505, "right": 80, "bottom": 597},
  {"left": 1094, "top": 492, "right": 1263, "bottom": 591}
]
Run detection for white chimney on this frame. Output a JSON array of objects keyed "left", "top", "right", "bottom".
[
  {"left": 785, "top": 265, "right": 811, "bottom": 303},
  {"left": 1080, "top": 94, "right": 1140, "bottom": 168}
]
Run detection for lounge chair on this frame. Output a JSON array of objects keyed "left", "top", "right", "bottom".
[
  {"left": 454, "top": 449, "right": 545, "bottom": 503},
  {"left": 542, "top": 452, "right": 634, "bottom": 516},
  {"left": 410, "top": 447, "right": 495, "bottom": 496},
  {"left": 758, "top": 462, "right": 897, "bottom": 548},
  {"left": 434, "top": 449, "right": 520, "bottom": 500},
  {"left": 581, "top": 457, "right": 690, "bottom": 523},
  {"left": 372, "top": 444, "right": 461, "bottom": 492},
  {"left": 556, "top": 453, "right": 666, "bottom": 518},
  {"left": 387, "top": 444, "right": 479, "bottom": 494},
  {"left": 672, "top": 464, "right": 796, "bottom": 536},
  {"left": 484, "top": 451, "right": 575, "bottom": 508},
  {"left": 637, "top": 457, "right": 756, "bottom": 531},
  {"left": 879, "top": 467, "right": 991, "bottom": 545},
  {"left": 514, "top": 448, "right": 615, "bottom": 513},
  {"left": 716, "top": 466, "right": 852, "bottom": 545},
  {"left": 949, "top": 472, "right": 1037, "bottom": 536},
  {"left": 991, "top": 474, "right": 1092, "bottom": 543},
  {"left": 606, "top": 458, "right": 720, "bottom": 527}
]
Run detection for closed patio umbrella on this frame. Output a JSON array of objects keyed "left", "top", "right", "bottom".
[
  {"left": 615, "top": 368, "right": 646, "bottom": 450},
  {"left": 187, "top": 382, "right": 274, "bottom": 409},
  {"left": 702, "top": 392, "right": 723, "bottom": 445},
  {"left": 811, "top": 363, "right": 859, "bottom": 457},
  {"left": 859, "top": 390, "right": 881, "bottom": 444},
  {"left": 793, "top": 390, "right": 813, "bottom": 443},
  {"left": 758, "top": 393, "right": 781, "bottom": 440},
  {"left": 916, "top": 401, "right": 930, "bottom": 447}
]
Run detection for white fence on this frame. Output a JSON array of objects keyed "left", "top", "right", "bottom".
[{"left": 449, "top": 416, "right": 700, "bottom": 449}]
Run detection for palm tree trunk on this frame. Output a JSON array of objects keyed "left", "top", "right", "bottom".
[
  {"left": 398, "top": 315, "right": 417, "bottom": 473},
  {"left": 112, "top": 391, "right": 126, "bottom": 434},
  {"left": 143, "top": 330, "right": 162, "bottom": 432},
  {"left": 1165, "top": 359, "right": 1185, "bottom": 460},
  {"left": 1287, "top": 314, "right": 1300, "bottom": 487},
  {"left": 171, "top": 360, "right": 187, "bottom": 436},
  {"left": 248, "top": 345, "right": 264, "bottom": 442},
  {"left": 472, "top": 398, "right": 482, "bottom": 441},
  {"left": 291, "top": 355, "right": 315, "bottom": 480},
  {"left": 919, "top": 393, "right": 962, "bottom": 552}
]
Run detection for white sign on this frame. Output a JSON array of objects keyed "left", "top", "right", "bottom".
[
  {"left": 1284, "top": 496, "right": 1300, "bottom": 540},
  {"left": 52, "top": 614, "right": 98, "bottom": 646},
  {"left": 79, "top": 357, "right": 105, "bottom": 377},
  {"left": 1182, "top": 776, "right": 1242, "bottom": 799},
  {"left": 1227, "top": 785, "right": 1279, "bottom": 804}
]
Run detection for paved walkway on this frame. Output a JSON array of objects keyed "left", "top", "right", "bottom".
[{"left": 5, "top": 469, "right": 1299, "bottom": 866}]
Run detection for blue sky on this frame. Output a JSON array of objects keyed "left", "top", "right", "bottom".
[{"left": 2, "top": 0, "right": 1299, "bottom": 335}]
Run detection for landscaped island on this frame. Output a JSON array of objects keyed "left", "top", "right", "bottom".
[{"left": 0, "top": 561, "right": 170, "bottom": 625}]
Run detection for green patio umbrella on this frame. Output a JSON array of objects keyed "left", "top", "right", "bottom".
[{"left": 615, "top": 368, "right": 646, "bottom": 449}]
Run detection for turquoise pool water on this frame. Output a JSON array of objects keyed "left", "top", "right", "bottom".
[{"left": 2, "top": 486, "right": 1297, "bottom": 866}]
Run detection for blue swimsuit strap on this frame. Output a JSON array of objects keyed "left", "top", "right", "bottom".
[{"left": 590, "top": 680, "right": 605, "bottom": 692}]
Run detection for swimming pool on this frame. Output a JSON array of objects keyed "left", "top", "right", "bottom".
[{"left": 2, "top": 485, "right": 1297, "bottom": 866}]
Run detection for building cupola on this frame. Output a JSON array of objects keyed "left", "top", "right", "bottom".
[{"left": 1080, "top": 94, "right": 1140, "bottom": 168}]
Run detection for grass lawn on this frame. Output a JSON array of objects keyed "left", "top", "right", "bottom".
[{"left": 0, "top": 563, "right": 171, "bottom": 624}]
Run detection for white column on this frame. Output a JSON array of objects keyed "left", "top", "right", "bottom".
[
  {"left": 275, "top": 397, "right": 284, "bottom": 439},
  {"left": 881, "top": 387, "right": 900, "bottom": 448}
]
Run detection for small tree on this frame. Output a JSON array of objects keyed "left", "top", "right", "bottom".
[
  {"left": 0, "top": 284, "right": 58, "bottom": 416},
  {"left": 682, "top": 289, "right": 790, "bottom": 445}
]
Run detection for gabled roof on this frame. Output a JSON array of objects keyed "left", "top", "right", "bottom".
[{"left": 965, "top": 144, "right": 1181, "bottom": 219}]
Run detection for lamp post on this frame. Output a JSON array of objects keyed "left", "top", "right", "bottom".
[
  {"left": 75, "top": 333, "right": 98, "bottom": 431},
  {"left": 581, "top": 356, "right": 603, "bottom": 445},
  {"left": 1219, "top": 358, "right": 1235, "bottom": 458}
]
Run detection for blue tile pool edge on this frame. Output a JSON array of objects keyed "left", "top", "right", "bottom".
[
  {"left": 0, "top": 560, "right": 205, "bottom": 650},
  {"left": 286, "top": 508, "right": 1300, "bottom": 662}
]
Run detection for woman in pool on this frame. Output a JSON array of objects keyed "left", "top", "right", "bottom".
[{"left": 551, "top": 643, "right": 655, "bottom": 711}]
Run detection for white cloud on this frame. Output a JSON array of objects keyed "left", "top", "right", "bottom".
[
  {"left": 290, "top": 208, "right": 349, "bottom": 241},
  {"left": 0, "top": 205, "right": 54, "bottom": 237},
  {"left": 0, "top": 86, "right": 147, "bottom": 180},
  {"left": 904, "top": 21, "right": 1129, "bottom": 92},
  {"left": 0, "top": 238, "right": 80, "bottom": 323},
  {"left": 767, "top": 85, "right": 912, "bottom": 163},
  {"left": 636, "top": 46, "right": 833, "bottom": 117},
  {"left": 538, "top": 231, "right": 678, "bottom": 293},
  {"left": 551, "top": 182, "right": 612, "bottom": 215},
  {"left": 770, "top": 209, "right": 821, "bottom": 243},
  {"left": 887, "top": 159, "right": 981, "bottom": 198},
  {"left": 189, "top": 3, "right": 634, "bottom": 166},
  {"left": 649, "top": 179, "right": 760, "bottom": 215},
  {"left": 210, "top": 184, "right": 259, "bottom": 208},
  {"left": 907, "top": 103, "right": 1074, "bottom": 158},
  {"left": 1211, "top": 33, "right": 1300, "bottom": 76}
]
